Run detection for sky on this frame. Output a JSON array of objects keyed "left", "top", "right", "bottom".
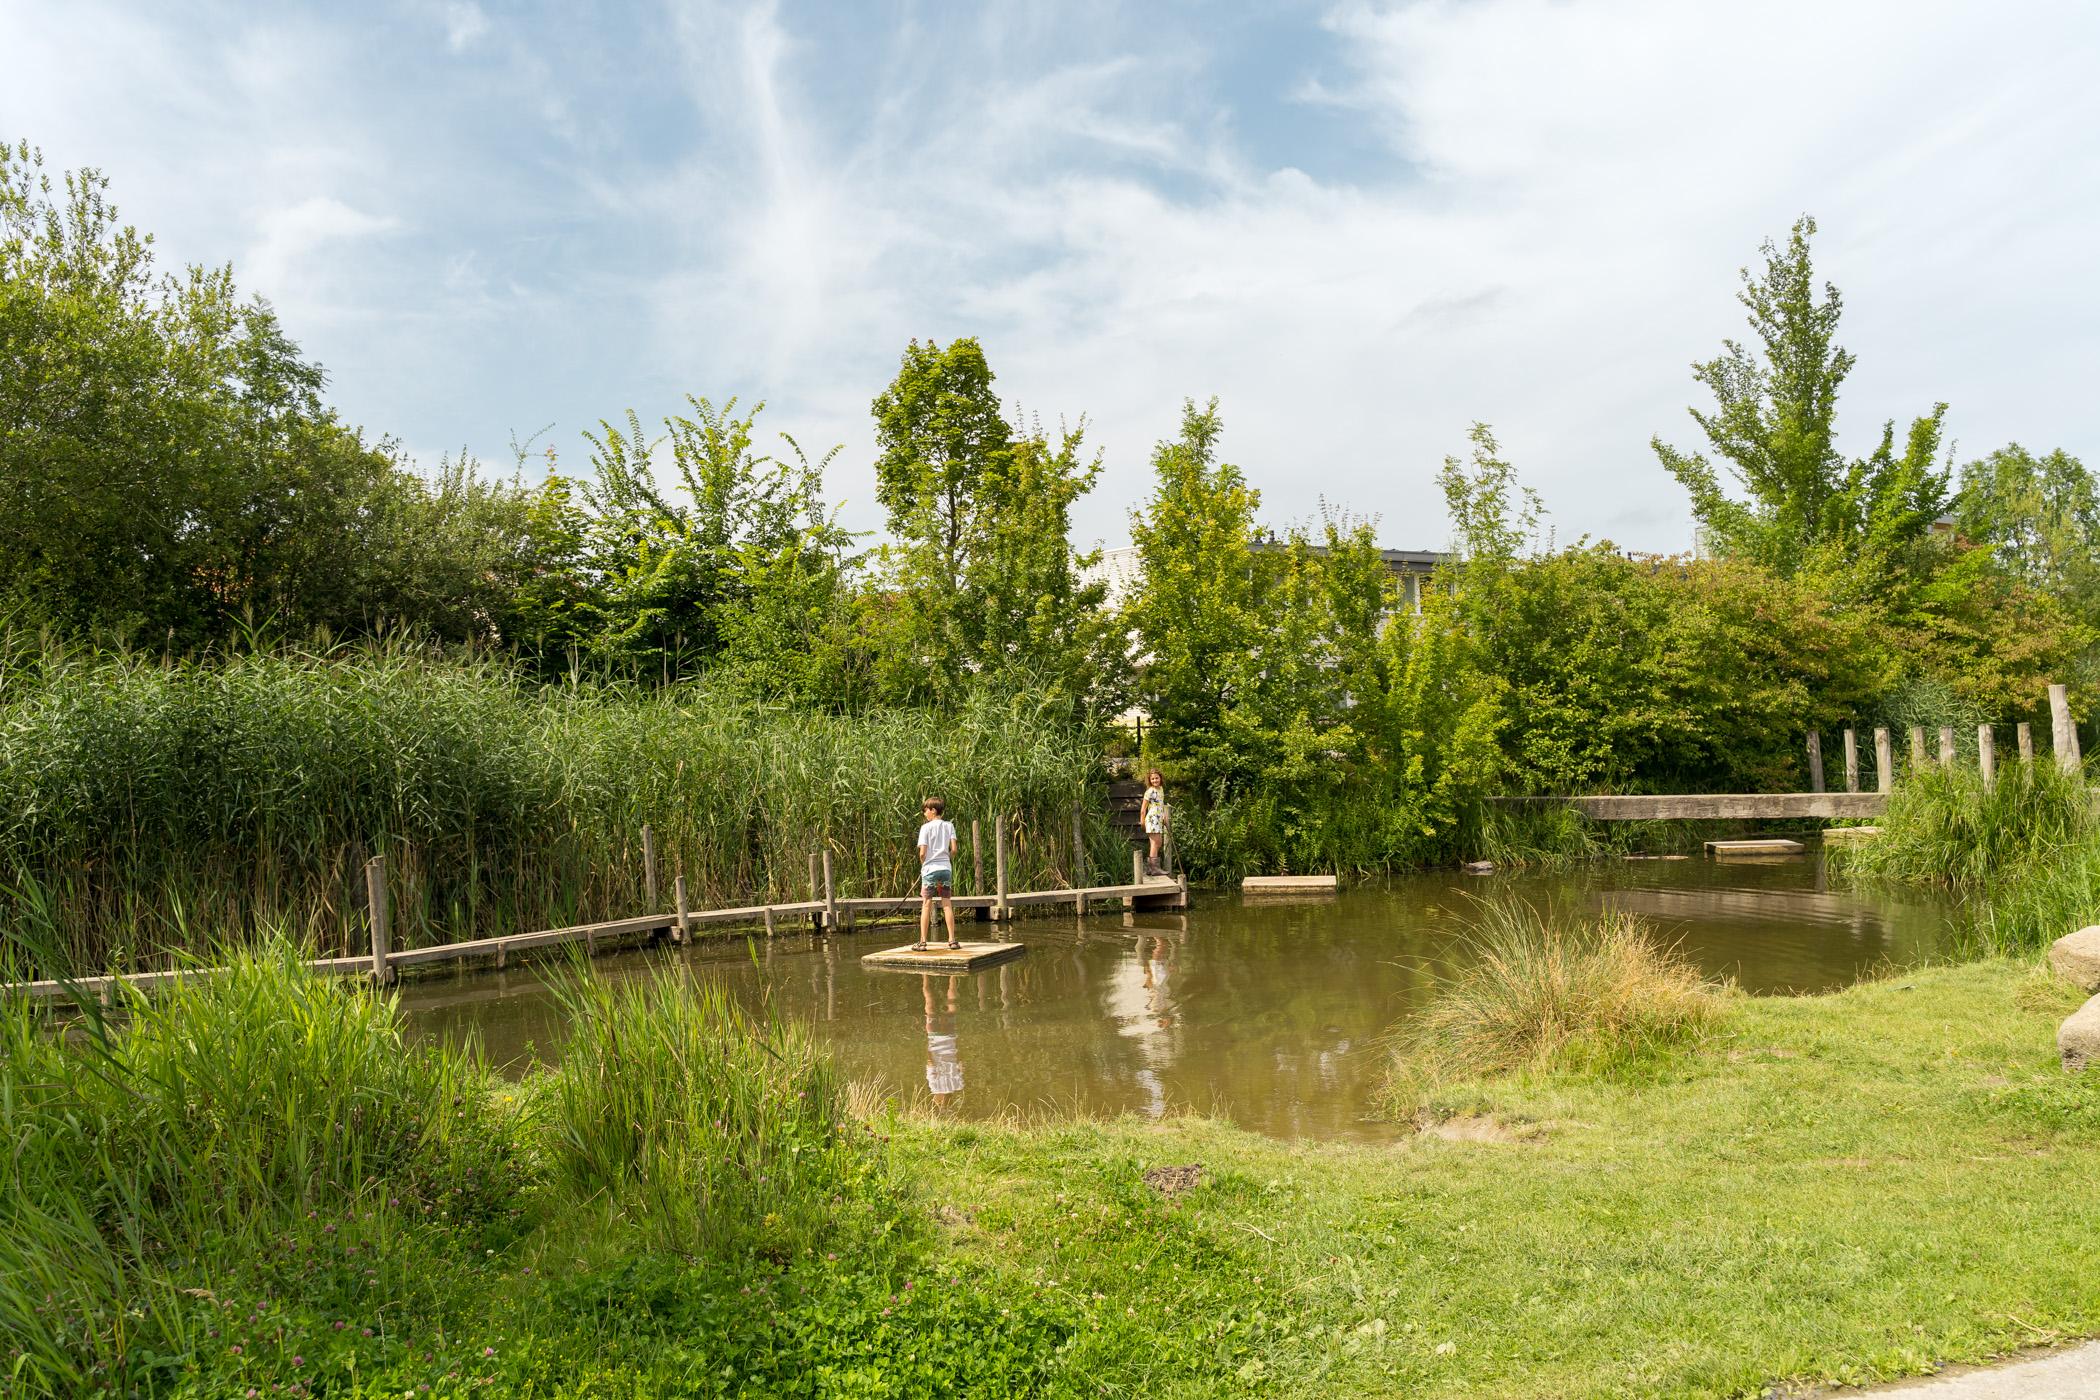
[{"left": 4, "top": 0, "right": 2097, "bottom": 554}]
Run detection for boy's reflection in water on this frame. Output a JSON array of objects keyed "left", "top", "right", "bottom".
[{"left": 921, "top": 973, "right": 964, "bottom": 1109}]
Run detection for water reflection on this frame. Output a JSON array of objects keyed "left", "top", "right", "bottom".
[
  {"left": 400, "top": 855, "right": 1958, "bottom": 1143},
  {"left": 921, "top": 974, "right": 964, "bottom": 1108}
]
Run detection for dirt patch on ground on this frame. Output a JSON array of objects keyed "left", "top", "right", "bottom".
[
  {"left": 1414, "top": 1112, "right": 1538, "bottom": 1144},
  {"left": 1142, "top": 1163, "right": 1205, "bottom": 1197}
]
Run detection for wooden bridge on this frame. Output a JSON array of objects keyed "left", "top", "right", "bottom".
[
  {"left": 1505, "top": 689, "right": 2086, "bottom": 822},
  {"left": 4, "top": 814, "right": 1187, "bottom": 1006}
]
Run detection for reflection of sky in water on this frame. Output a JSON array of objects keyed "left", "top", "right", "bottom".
[{"left": 402, "top": 856, "right": 1957, "bottom": 1144}]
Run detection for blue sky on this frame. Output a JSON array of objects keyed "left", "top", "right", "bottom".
[{"left": 5, "top": 0, "right": 2098, "bottom": 552}]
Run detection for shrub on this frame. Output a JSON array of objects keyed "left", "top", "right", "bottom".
[{"left": 1387, "top": 899, "right": 1726, "bottom": 1111}]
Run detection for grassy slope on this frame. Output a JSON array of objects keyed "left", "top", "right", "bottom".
[{"left": 893, "top": 961, "right": 2100, "bottom": 1398}]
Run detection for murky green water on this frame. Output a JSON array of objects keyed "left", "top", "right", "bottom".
[{"left": 400, "top": 854, "right": 1957, "bottom": 1142}]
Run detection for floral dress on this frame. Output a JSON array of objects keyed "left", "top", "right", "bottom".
[{"left": 1141, "top": 784, "right": 1168, "bottom": 835}]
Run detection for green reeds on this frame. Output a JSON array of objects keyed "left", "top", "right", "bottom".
[
  {"left": 0, "top": 641, "right": 1099, "bottom": 974},
  {"left": 0, "top": 948, "right": 897, "bottom": 1392},
  {"left": 545, "top": 967, "right": 893, "bottom": 1259},
  {"left": 0, "top": 943, "right": 515, "bottom": 1390},
  {"left": 1386, "top": 899, "right": 1727, "bottom": 1113},
  {"left": 1838, "top": 759, "right": 2092, "bottom": 888},
  {"left": 1834, "top": 760, "right": 2098, "bottom": 957}
]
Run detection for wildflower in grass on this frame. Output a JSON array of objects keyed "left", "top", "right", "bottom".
[{"left": 484, "top": 1346, "right": 495, "bottom": 1356}]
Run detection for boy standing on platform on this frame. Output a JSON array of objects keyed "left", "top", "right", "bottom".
[{"left": 914, "top": 797, "right": 960, "bottom": 951}]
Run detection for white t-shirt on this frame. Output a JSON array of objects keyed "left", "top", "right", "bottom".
[{"left": 918, "top": 818, "right": 957, "bottom": 872}]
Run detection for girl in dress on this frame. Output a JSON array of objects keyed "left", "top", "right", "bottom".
[{"left": 1139, "top": 768, "right": 1169, "bottom": 876}]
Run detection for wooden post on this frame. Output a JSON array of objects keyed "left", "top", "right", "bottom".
[
  {"left": 821, "top": 849, "right": 836, "bottom": 930},
  {"left": 1908, "top": 726, "right": 1928, "bottom": 770},
  {"left": 762, "top": 903, "right": 776, "bottom": 938},
  {"left": 1874, "top": 728, "right": 1893, "bottom": 794},
  {"left": 1073, "top": 804, "right": 1087, "bottom": 916},
  {"left": 2018, "top": 721, "right": 2035, "bottom": 765},
  {"left": 808, "top": 852, "right": 820, "bottom": 900},
  {"left": 1806, "top": 731, "right": 1824, "bottom": 792},
  {"left": 1978, "top": 724, "right": 1996, "bottom": 785},
  {"left": 673, "top": 873, "right": 690, "bottom": 945},
  {"left": 364, "top": 855, "right": 393, "bottom": 984},
  {"left": 641, "top": 825, "right": 658, "bottom": 910},
  {"left": 971, "top": 819, "right": 984, "bottom": 895},
  {"left": 994, "top": 814, "right": 1009, "bottom": 920},
  {"left": 1133, "top": 848, "right": 1146, "bottom": 886},
  {"left": 1938, "top": 726, "right": 1956, "bottom": 767},
  {"left": 2050, "top": 683, "right": 2081, "bottom": 772},
  {"left": 1843, "top": 728, "right": 1860, "bottom": 794}
]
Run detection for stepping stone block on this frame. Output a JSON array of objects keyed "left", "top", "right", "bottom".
[
  {"left": 1703, "top": 838, "right": 1805, "bottom": 857},
  {"left": 861, "top": 942, "right": 1025, "bottom": 972},
  {"left": 1242, "top": 875, "right": 1337, "bottom": 893}
]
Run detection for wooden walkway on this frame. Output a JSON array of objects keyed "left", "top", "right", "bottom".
[{"left": 2, "top": 864, "right": 1189, "bottom": 1006}]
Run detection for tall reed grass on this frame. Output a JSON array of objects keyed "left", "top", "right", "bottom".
[
  {"left": 1838, "top": 760, "right": 2092, "bottom": 887},
  {"left": 545, "top": 970, "right": 892, "bottom": 1259},
  {"left": 0, "top": 949, "right": 899, "bottom": 1394},
  {"left": 0, "top": 641, "right": 1102, "bottom": 975},
  {"left": 1386, "top": 899, "right": 1727, "bottom": 1113},
  {"left": 1834, "top": 759, "right": 2098, "bottom": 956},
  {"left": 0, "top": 944, "right": 514, "bottom": 1390}
]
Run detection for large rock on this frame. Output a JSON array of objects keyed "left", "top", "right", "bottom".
[
  {"left": 2060, "top": 994, "right": 2100, "bottom": 1072},
  {"left": 2048, "top": 926, "right": 2100, "bottom": 992}
]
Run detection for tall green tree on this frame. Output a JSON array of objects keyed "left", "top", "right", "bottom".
[
  {"left": 1654, "top": 216, "right": 1950, "bottom": 574},
  {"left": 1955, "top": 444, "right": 2100, "bottom": 610},
  {"left": 868, "top": 339, "right": 1115, "bottom": 710},
  {"left": 1127, "top": 399, "right": 1269, "bottom": 779},
  {"left": 0, "top": 141, "right": 539, "bottom": 648},
  {"left": 576, "top": 397, "right": 856, "bottom": 680}
]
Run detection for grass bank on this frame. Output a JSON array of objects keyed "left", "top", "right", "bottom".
[
  {"left": 13, "top": 951, "right": 2100, "bottom": 1396},
  {"left": 899, "top": 960, "right": 2100, "bottom": 1397},
  {"left": 0, "top": 643, "right": 1104, "bottom": 975}
]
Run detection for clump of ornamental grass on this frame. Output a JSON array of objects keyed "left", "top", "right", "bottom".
[
  {"left": 544, "top": 965, "right": 898, "bottom": 1262},
  {"left": 1840, "top": 759, "right": 2092, "bottom": 888},
  {"left": 1387, "top": 899, "right": 1727, "bottom": 1114}
]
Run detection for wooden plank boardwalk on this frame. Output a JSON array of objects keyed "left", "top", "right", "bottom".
[{"left": 2, "top": 865, "right": 1189, "bottom": 1006}]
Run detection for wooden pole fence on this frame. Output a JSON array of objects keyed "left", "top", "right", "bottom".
[
  {"left": 1875, "top": 727, "right": 1894, "bottom": 794},
  {"left": 1979, "top": 724, "right": 1996, "bottom": 785},
  {"left": 364, "top": 855, "right": 393, "bottom": 984},
  {"left": 1843, "top": 728, "right": 1859, "bottom": 794},
  {"left": 1806, "top": 731, "right": 1825, "bottom": 793}
]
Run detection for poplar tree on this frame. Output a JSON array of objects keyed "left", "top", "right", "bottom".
[{"left": 1654, "top": 216, "right": 1950, "bottom": 575}]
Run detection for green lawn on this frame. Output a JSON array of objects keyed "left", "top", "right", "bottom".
[
  {"left": 32, "top": 960, "right": 2100, "bottom": 1397},
  {"left": 887, "top": 960, "right": 2100, "bottom": 1397}
]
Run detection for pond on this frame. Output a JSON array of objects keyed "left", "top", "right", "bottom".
[{"left": 400, "top": 853, "right": 1957, "bottom": 1143}]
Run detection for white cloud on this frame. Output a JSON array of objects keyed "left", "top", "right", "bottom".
[
  {"left": 3, "top": 0, "right": 2095, "bottom": 554},
  {"left": 632, "top": 0, "right": 2100, "bottom": 552},
  {"left": 441, "top": 1, "right": 489, "bottom": 54},
  {"left": 247, "top": 196, "right": 400, "bottom": 295}
]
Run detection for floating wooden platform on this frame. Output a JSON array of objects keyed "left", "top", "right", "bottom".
[
  {"left": 1242, "top": 875, "right": 1337, "bottom": 893},
  {"left": 1819, "top": 825, "right": 1884, "bottom": 846},
  {"left": 861, "top": 941, "right": 1026, "bottom": 972},
  {"left": 1704, "top": 838, "right": 1806, "bottom": 857}
]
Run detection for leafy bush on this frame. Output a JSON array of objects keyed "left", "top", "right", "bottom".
[{"left": 1387, "top": 900, "right": 1727, "bottom": 1111}]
